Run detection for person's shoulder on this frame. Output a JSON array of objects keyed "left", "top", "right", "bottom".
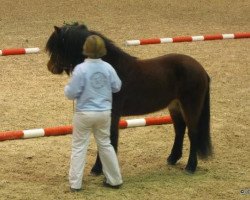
[
  {"left": 72, "top": 62, "right": 86, "bottom": 74},
  {"left": 102, "top": 60, "right": 115, "bottom": 71},
  {"left": 100, "top": 59, "right": 110, "bottom": 66}
]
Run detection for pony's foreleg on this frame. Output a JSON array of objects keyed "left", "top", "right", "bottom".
[
  {"left": 91, "top": 155, "right": 102, "bottom": 176},
  {"left": 167, "top": 101, "right": 186, "bottom": 165},
  {"left": 90, "top": 113, "right": 120, "bottom": 176},
  {"left": 109, "top": 115, "right": 120, "bottom": 152}
]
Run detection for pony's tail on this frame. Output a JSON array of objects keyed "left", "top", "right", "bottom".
[{"left": 197, "top": 75, "right": 213, "bottom": 159}]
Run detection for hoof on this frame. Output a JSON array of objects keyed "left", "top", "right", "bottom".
[
  {"left": 91, "top": 165, "right": 103, "bottom": 176},
  {"left": 167, "top": 155, "right": 179, "bottom": 165},
  {"left": 90, "top": 170, "right": 103, "bottom": 176},
  {"left": 167, "top": 158, "right": 177, "bottom": 165},
  {"left": 184, "top": 167, "right": 196, "bottom": 174},
  {"left": 167, "top": 153, "right": 182, "bottom": 166}
]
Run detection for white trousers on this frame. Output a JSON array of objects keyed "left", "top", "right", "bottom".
[{"left": 69, "top": 111, "right": 123, "bottom": 189}]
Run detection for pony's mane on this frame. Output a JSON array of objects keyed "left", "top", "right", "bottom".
[
  {"left": 46, "top": 22, "right": 136, "bottom": 72},
  {"left": 92, "top": 29, "right": 137, "bottom": 67}
]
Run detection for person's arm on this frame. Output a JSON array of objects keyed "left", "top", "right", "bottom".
[{"left": 64, "top": 68, "right": 84, "bottom": 100}]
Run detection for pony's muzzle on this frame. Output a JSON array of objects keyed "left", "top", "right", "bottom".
[{"left": 47, "top": 60, "right": 63, "bottom": 74}]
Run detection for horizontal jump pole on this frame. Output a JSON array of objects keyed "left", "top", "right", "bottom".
[
  {"left": 0, "top": 47, "right": 40, "bottom": 56},
  {"left": 0, "top": 115, "right": 172, "bottom": 141},
  {"left": 125, "top": 32, "right": 250, "bottom": 46}
]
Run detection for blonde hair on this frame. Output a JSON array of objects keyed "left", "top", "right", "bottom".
[{"left": 83, "top": 35, "right": 107, "bottom": 58}]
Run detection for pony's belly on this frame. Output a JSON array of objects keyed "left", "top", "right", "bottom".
[{"left": 122, "top": 98, "right": 171, "bottom": 116}]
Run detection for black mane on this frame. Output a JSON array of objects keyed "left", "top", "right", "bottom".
[{"left": 46, "top": 22, "right": 136, "bottom": 76}]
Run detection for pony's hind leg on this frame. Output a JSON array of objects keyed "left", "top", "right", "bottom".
[
  {"left": 167, "top": 100, "right": 186, "bottom": 165},
  {"left": 181, "top": 96, "right": 204, "bottom": 173}
]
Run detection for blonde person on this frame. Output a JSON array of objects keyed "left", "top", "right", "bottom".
[{"left": 64, "top": 35, "right": 123, "bottom": 191}]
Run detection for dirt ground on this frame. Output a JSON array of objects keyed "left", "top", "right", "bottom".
[{"left": 0, "top": 0, "right": 249, "bottom": 199}]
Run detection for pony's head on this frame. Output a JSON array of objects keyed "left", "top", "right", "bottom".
[
  {"left": 46, "top": 22, "right": 90, "bottom": 75},
  {"left": 46, "top": 22, "right": 135, "bottom": 77}
]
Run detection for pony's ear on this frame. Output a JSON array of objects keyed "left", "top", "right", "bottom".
[
  {"left": 54, "top": 26, "right": 61, "bottom": 33},
  {"left": 79, "top": 24, "right": 88, "bottom": 30}
]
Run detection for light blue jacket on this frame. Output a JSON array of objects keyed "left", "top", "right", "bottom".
[{"left": 64, "top": 58, "right": 122, "bottom": 112}]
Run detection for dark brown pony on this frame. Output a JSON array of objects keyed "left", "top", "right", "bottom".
[{"left": 46, "top": 23, "right": 212, "bottom": 174}]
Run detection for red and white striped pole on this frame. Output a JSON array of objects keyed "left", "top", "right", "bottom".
[
  {"left": 0, "top": 116, "right": 172, "bottom": 141},
  {"left": 125, "top": 32, "right": 250, "bottom": 46},
  {"left": 119, "top": 115, "right": 172, "bottom": 128},
  {"left": 0, "top": 47, "right": 40, "bottom": 56}
]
